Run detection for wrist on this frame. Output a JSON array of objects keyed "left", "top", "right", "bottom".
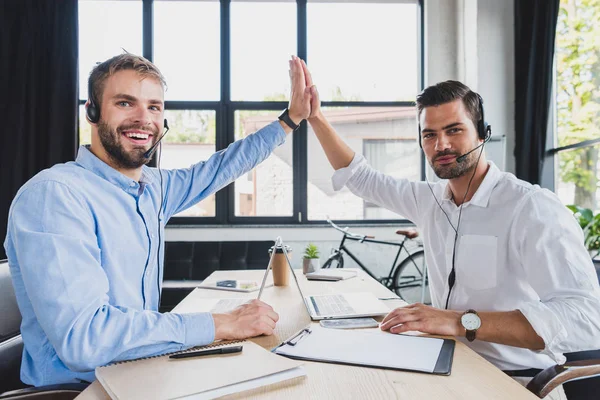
[
  {"left": 307, "top": 110, "right": 324, "bottom": 124},
  {"left": 212, "top": 313, "right": 233, "bottom": 341},
  {"left": 288, "top": 111, "right": 303, "bottom": 126},
  {"left": 452, "top": 310, "right": 465, "bottom": 337}
]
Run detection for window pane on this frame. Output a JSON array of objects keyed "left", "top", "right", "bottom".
[
  {"left": 231, "top": 2, "right": 296, "bottom": 101},
  {"left": 307, "top": 1, "right": 419, "bottom": 102},
  {"left": 307, "top": 107, "right": 419, "bottom": 221},
  {"left": 78, "top": 0, "right": 143, "bottom": 100},
  {"left": 79, "top": 105, "right": 91, "bottom": 146},
  {"left": 160, "top": 110, "right": 217, "bottom": 217},
  {"left": 555, "top": 0, "right": 600, "bottom": 146},
  {"left": 234, "top": 111, "right": 293, "bottom": 216},
  {"left": 556, "top": 144, "right": 600, "bottom": 212},
  {"left": 154, "top": 1, "right": 220, "bottom": 101}
]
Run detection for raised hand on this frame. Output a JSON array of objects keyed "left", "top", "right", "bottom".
[
  {"left": 213, "top": 299, "right": 279, "bottom": 340},
  {"left": 287, "top": 56, "right": 312, "bottom": 125},
  {"left": 379, "top": 303, "right": 463, "bottom": 337},
  {"left": 298, "top": 59, "right": 321, "bottom": 121}
]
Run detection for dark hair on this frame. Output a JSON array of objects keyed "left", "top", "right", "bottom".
[
  {"left": 415, "top": 80, "right": 481, "bottom": 129},
  {"left": 88, "top": 53, "right": 167, "bottom": 107}
]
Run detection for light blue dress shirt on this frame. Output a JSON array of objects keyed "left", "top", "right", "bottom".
[{"left": 3, "top": 121, "right": 286, "bottom": 386}]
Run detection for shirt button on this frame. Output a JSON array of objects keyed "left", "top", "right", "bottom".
[{"left": 130, "top": 182, "right": 136, "bottom": 187}]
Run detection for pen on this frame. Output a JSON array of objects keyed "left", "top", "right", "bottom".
[{"left": 169, "top": 346, "right": 243, "bottom": 360}]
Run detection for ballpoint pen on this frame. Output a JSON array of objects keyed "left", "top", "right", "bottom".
[{"left": 169, "top": 345, "right": 243, "bottom": 360}]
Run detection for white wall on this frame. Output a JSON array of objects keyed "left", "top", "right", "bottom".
[{"left": 425, "top": 0, "right": 515, "bottom": 173}]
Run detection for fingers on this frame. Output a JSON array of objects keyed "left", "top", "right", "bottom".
[
  {"left": 290, "top": 55, "right": 306, "bottom": 92},
  {"left": 300, "top": 58, "right": 313, "bottom": 87},
  {"left": 389, "top": 321, "right": 422, "bottom": 334},
  {"left": 380, "top": 308, "right": 418, "bottom": 331}
]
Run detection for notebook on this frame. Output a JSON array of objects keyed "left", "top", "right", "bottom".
[
  {"left": 305, "top": 269, "right": 357, "bottom": 281},
  {"left": 96, "top": 340, "right": 305, "bottom": 400},
  {"left": 274, "top": 325, "right": 455, "bottom": 375}
]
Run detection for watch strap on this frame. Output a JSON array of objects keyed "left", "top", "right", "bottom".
[{"left": 278, "top": 108, "right": 300, "bottom": 131}]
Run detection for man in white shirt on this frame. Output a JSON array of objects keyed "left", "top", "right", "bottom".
[{"left": 293, "top": 59, "right": 600, "bottom": 399}]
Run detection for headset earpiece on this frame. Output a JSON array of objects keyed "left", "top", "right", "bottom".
[{"left": 86, "top": 83, "right": 100, "bottom": 123}]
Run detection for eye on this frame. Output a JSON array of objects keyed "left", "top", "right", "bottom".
[
  {"left": 422, "top": 133, "right": 435, "bottom": 139},
  {"left": 117, "top": 101, "right": 131, "bottom": 107},
  {"left": 447, "top": 128, "right": 461, "bottom": 134},
  {"left": 149, "top": 105, "right": 161, "bottom": 111}
]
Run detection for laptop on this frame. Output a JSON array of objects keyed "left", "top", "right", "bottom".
[
  {"left": 276, "top": 239, "right": 390, "bottom": 321},
  {"left": 184, "top": 237, "right": 390, "bottom": 320}
]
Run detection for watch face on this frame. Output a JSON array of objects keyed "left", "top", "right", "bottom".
[{"left": 461, "top": 313, "right": 481, "bottom": 330}]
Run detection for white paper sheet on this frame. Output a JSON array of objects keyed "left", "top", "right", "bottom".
[{"left": 276, "top": 326, "right": 443, "bottom": 373}]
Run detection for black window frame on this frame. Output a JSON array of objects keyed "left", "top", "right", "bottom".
[{"left": 77, "top": 0, "right": 425, "bottom": 226}]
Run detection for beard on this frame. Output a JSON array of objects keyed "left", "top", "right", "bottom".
[
  {"left": 97, "top": 120, "right": 158, "bottom": 169},
  {"left": 429, "top": 147, "right": 479, "bottom": 179}
]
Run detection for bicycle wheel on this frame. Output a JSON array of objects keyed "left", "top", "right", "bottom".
[
  {"left": 322, "top": 252, "right": 344, "bottom": 269},
  {"left": 392, "top": 250, "right": 431, "bottom": 305}
]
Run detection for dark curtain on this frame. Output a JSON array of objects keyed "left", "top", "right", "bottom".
[
  {"left": 0, "top": 0, "right": 78, "bottom": 259},
  {"left": 514, "top": 0, "right": 560, "bottom": 184}
]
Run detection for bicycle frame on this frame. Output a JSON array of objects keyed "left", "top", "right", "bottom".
[{"left": 330, "top": 228, "right": 414, "bottom": 287}]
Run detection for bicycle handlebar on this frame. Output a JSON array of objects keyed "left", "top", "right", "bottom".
[{"left": 326, "top": 219, "right": 374, "bottom": 240}]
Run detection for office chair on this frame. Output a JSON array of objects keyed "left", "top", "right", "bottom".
[
  {"left": 0, "top": 260, "right": 87, "bottom": 399},
  {"left": 527, "top": 351, "right": 600, "bottom": 399}
]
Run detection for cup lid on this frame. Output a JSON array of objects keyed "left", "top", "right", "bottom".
[{"left": 269, "top": 245, "right": 292, "bottom": 253}]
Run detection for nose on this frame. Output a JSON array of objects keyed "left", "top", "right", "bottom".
[
  {"left": 434, "top": 133, "right": 451, "bottom": 152},
  {"left": 131, "top": 106, "right": 153, "bottom": 127}
]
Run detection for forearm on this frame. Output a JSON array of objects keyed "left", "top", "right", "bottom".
[
  {"left": 467, "top": 310, "right": 545, "bottom": 350},
  {"left": 308, "top": 113, "right": 355, "bottom": 170}
]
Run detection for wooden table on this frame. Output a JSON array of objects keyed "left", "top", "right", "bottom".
[{"left": 77, "top": 269, "right": 538, "bottom": 399}]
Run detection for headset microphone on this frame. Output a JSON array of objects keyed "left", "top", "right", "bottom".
[
  {"left": 455, "top": 127, "right": 491, "bottom": 163},
  {"left": 143, "top": 119, "right": 170, "bottom": 159},
  {"left": 456, "top": 142, "right": 485, "bottom": 163}
]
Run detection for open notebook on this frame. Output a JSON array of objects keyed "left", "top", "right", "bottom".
[{"left": 96, "top": 340, "right": 305, "bottom": 400}]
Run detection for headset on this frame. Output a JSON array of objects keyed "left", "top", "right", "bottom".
[
  {"left": 86, "top": 77, "right": 169, "bottom": 310},
  {"left": 418, "top": 92, "right": 492, "bottom": 309}
]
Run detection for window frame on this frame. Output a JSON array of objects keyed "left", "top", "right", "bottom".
[{"left": 77, "top": 0, "right": 425, "bottom": 226}]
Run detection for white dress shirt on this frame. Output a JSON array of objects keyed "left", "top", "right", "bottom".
[{"left": 333, "top": 154, "right": 600, "bottom": 370}]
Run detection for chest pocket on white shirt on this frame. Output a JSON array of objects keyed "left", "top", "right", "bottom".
[{"left": 455, "top": 234, "right": 498, "bottom": 290}]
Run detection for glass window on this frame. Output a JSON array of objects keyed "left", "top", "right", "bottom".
[
  {"left": 307, "top": 107, "right": 419, "bottom": 220},
  {"left": 159, "top": 110, "right": 217, "bottom": 217},
  {"left": 154, "top": 1, "right": 220, "bottom": 101},
  {"left": 78, "top": 0, "right": 143, "bottom": 100},
  {"left": 234, "top": 111, "right": 293, "bottom": 216},
  {"left": 553, "top": 0, "right": 600, "bottom": 211},
  {"left": 307, "top": 1, "right": 419, "bottom": 102},
  {"left": 556, "top": 144, "right": 600, "bottom": 212},
  {"left": 79, "top": 105, "right": 91, "bottom": 146},
  {"left": 230, "top": 1, "right": 296, "bottom": 101}
]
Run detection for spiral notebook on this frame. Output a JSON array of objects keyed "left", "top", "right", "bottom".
[{"left": 95, "top": 340, "right": 305, "bottom": 400}]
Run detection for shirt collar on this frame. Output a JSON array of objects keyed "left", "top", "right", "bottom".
[
  {"left": 441, "top": 161, "right": 501, "bottom": 208},
  {"left": 75, "top": 145, "right": 155, "bottom": 192}
]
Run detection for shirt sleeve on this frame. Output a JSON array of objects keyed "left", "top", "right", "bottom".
[
  {"left": 512, "top": 189, "right": 600, "bottom": 364},
  {"left": 7, "top": 181, "right": 216, "bottom": 372},
  {"left": 160, "top": 120, "right": 286, "bottom": 219},
  {"left": 331, "top": 153, "right": 422, "bottom": 225}
]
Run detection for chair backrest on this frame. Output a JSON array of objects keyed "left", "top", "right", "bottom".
[{"left": 0, "top": 259, "right": 26, "bottom": 393}]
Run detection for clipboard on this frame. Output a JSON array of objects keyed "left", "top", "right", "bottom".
[{"left": 274, "top": 325, "right": 455, "bottom": 376}]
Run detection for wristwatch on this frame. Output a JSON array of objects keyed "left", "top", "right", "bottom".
[
  {"left": 278, "top": 108, "right": 301, "bottom": 131},
  {"left": 461, "top": 309, "right": 481, "bottom": 342}
]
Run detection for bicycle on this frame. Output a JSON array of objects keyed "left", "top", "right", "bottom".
[{"left": 322, "top": 220, "right": 430, "bottom": 305}]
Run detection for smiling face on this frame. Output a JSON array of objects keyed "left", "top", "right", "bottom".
[
  {"left": 90, "top": 69, "right": 165, "bottom": 171},
  {"left": 420, "top": 99, "right": 483, "bottom": 180}
]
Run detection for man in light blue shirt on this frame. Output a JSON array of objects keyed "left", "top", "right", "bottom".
[{"left": 4, "top": 53, "right": 312, "bottom": 386}]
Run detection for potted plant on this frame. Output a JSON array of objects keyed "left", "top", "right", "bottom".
[
  {"left": 302, "top": 243, "right": 321, "bottom": 274},
  {"left": 567, "top": 205, "right": 600, "bottom": 259}
]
